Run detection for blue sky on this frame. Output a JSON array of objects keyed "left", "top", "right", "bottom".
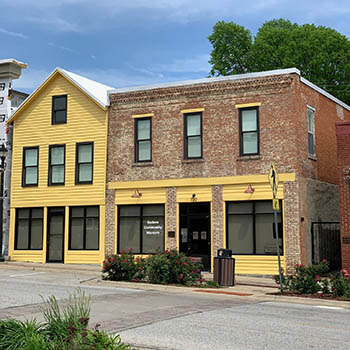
[{"left": 2, "top": 0, "right": 350, "bottom": 93}]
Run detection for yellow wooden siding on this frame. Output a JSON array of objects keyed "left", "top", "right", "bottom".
[
  {"left": 176, "top": 186, "right": 212, "bottom": 202},
  {"left": 9, "top": 73, "right": 107, "bottom": 264},
  {"left": 10, "top": 74, "right": 107, "bottom": 208},
  {"left": 115, "top": 188, "right": 166, "bottom": 205},
  {"left": 233, "top": 255, "right": 286, "bottom": 275}
]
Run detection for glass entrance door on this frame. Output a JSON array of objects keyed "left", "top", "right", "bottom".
[
  {"left": 47, "top": 207, "right": 65, "bottom": 262},
  {"left": 179, "top": 202, "right": 211, "bottom": 270}
]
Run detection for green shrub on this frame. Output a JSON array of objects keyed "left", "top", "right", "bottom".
[
  {"left": 102, "top": 249, "right": 146, "bottom": 281},
  {"left": 275, "top": 260, "right": 329, "bottom": 294},
  {"left": 102, "top": 249, "right": 203, "bottom": 286}
]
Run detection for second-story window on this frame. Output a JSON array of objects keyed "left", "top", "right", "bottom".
[
  {"left": 76, "top": 142, "right": 93, "bottom": 184},
  {"left": 308, "top": 107, "right": 315, "bottom": 156},
  {"left": 135, "top": 118, "right": 152, "bottom": 162},
  {"left": 52, "top": 95, "right": 67, "bottom": 124},
  {"left": 239, "top": 107, "right": 259, "bottom": 156},
  {"left": 22, "top": 147, "right": 39, "bottom": 187},
  {"left": 49, "top": 145, "right": 65, "bottom": 185},
  {"left": 184, "top": 113, "right": 202, "bottom": 159}
]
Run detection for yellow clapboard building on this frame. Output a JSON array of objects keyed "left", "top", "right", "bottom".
[{"left": 7, "top": 68, "right": 112, "bottom": 264}]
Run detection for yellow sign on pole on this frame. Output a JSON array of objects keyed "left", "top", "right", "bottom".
[
  {"left": 272, "top": 198, "right": 280, "bottom": 211},
  {"left": 268, "top": 163, "right": 279, "bottom": 198}
]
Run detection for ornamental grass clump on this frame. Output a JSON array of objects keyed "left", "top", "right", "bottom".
[{"left": 0, "top": 289, "right": 130, "bottom": 350}]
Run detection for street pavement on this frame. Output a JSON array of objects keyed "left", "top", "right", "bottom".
[{"left": 0, "top": 263, "right": 349, "bottom": 349}]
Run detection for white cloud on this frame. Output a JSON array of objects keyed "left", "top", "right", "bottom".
[
  {"left": 27, "top": 17, "right": 81, "bottom": 33},
  {"left": 0, "top": 28, "right": 28, "bottom": 39},
  {"left": 48, "top": 42, "right": 80, "bottom": 54}
]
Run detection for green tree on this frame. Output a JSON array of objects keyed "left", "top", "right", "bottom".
[{"left": 208, "top": 19, "right": 350, "bottom": 104}]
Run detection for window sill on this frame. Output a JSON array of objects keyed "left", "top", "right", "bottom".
[
  {"left": 308, "top": 154, "right": 317, "bottom": 161},
  {"left": 182, "top": 158, "right": 205, "bottom": 164},
  {"left": 236, "top": 155, "right": 262, "bottom": 161},
  {"left": 132, "top": 162, "right": 154, "bottom": 167}
]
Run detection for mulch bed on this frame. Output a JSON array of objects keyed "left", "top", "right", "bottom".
[
  {"left": 267, "top": 291, "right": 350, "bottom": 301},
  {"left": 194, "top": 290, "right": 252, "bottom": 296}
]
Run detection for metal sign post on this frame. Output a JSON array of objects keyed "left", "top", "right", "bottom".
[{"left": 268, "top": 163, "right": 283, "bottom": 292}]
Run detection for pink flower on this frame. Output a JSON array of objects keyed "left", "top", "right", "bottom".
[
  {"left": 199, "top": 278, "right": 204, "bottom": 283},
  {"left": 138, "top": 266, "right": 141, "bottom": 270},
  {"left": 315, "top": 275, "right": 320, "bottom": 280},
  {"left": 179, "top": 275, "right": 183, "bottom": 280},
  {"left": 333, "top": 288, "right": 337, "bottom": 292},
  {"left": 129, "top": 248, "right": 133, "bottom": 252},
  {"left": 197, "top": 269, "right": 200, "bottom": 273},
  {"left": 183, "top": 262, "right": 187, "bottom": 266},
  {"left": 121, "top": 250, "right": 126, "bottom": 254},
  {"left": 322, "top": 259, "right": 327, "bottom": 263},
  {"left": 135, "top": 278, "right": 139, "bottom": 282}
]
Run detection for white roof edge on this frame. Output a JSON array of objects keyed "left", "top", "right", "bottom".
[
  {"left": 108, "top": 68, "right": 301, "bottom": 95},
  {"left": 300, "top": 76, "right": 350, "bottom": 111},
  {"left": 0, "top": 58, "right": 27, "bottom": 68},
  {"left": 57, "top": 68, "right": 109, "bottom": 108}
]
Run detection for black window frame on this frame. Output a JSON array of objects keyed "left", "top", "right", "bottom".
[
  {"left": 52, "top": 95, "right": 67, "bottom": 125},
  {"left": 117, "top": 204, "right": 165, "bottom": 254},
  {"left": 69, "top": 206, "right": 100, "bottom": 250},
  {"left": 22, "top": 146, "right": 39, "bottom": 187},
  {"left": 226, "top": 200, "right": 283, "bottom": 256},
  {"left": 184, "top": 112, "right": 203, "bottom": 159},
  {"left": 48, "top": 144, "right": 66, "bottom": 186},
  {"left": 75, "top": 142, "right": 94, "bottom": 185},
  {"left": 239, "top": 107, "right": 260, "bottom": 156},
  {"left": 14, "top": 208, "right": 44, "bottom": 250},
  {"left": 134, "top": 117, "right": 152, "bottom": 162}
]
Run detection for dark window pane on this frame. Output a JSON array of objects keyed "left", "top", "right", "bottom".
[
  {"left": 255, "top": 201, "right": 277, "bottom": 214},
  {"left": 30, "top": 219, "right": 43, "bottom": 249},
  {"left": 54, "top": 110, "right": 66, "bottom": 123},
  {"left": 86, "top": 206, "right": 99, "bottom": 217},
  {"left": 255, "top": 213, "right": 282, "bottom": 254},
  {"left": 227, "top": 214, "right": 254, "bottom": 254},
  {"left": 143, "top": 205, "right": 164, "bottom": 216},
  {"left": 120, "top": 206, "right": 141, "bottom": 217},
  {"left": 54, "top": 96, "right": 66, "bottom": 110},
  {"left": 119, "top": 217, "right": 140, "bottom": 252},
  {"left": 18, "top": 209, "right": 30, "bottom": 219},
  {"left": 85, "top": 217, "right": 99, "bottom": 249},
  {"left": 308, "top": 133, "right": 314, "bottom": 155},
  {"left": 16, "top": 220, "right": 29, "bottom": 249},
  {"left": 227, "top": 202, "right": 253, "bottom": 214},
  {"left": 70, "top": 218, "right": 84, "bottom": 249},
  {"left": 31, "top": 208, "right": 43, "bottom": 219},
  {"left": 71, "top": 207, "right": 84, "bottom": 217}
]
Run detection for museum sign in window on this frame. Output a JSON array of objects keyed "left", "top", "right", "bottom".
[
  {"left": 118, "top": 204, "right": 164, "bottom": 254},
  {"left": 226, "top": 200, "right": 283, "bottom": 255}
]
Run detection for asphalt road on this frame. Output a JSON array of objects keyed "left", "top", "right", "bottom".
[{"left": 0, "top": 265, "right": 349, "bottom": 350}]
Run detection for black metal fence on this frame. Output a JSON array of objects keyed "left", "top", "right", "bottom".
[{"left": 311, "top": 222, "right": 341, "bottom": 271}]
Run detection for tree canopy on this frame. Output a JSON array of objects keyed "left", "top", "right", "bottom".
[{"left": 208, "top": 19, "right": 350, "bottom": 104}]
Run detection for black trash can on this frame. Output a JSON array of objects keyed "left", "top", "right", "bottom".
[{"left": 213, "top": 249, "right": 235, "bottom": 286}]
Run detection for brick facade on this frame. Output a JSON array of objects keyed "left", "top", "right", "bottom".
[
  {"left": 106, "top": 70, "right": 350, "bottom": 274},
  {"left": 336, "top": 122, "right": 350, "bottom": 270}
]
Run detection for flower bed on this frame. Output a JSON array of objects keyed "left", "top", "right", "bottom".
[
  {"left": 274, "top": 260, "right": 350, "bottom": 300},
  {"left": 102, "top": 249, "right": 204, "bottom": 286}
]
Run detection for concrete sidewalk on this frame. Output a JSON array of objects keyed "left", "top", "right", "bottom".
[{"left": 2, "top": 261, "right": 350, "bottom": 309}]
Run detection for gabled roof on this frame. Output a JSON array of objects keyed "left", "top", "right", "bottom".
[{"left": 8, "top": 67, "right": 114, "bottom": 123}]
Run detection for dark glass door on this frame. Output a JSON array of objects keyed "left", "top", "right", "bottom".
[
  {"left": 180, "top": 203, "right": 211, "bottom": 270},
  {"left": 47, "top": 207, "right": 65, "bottom": 262}
]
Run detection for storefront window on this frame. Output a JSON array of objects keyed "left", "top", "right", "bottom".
[
  {"left": 118, "top": 204, "right": 164, "bottom": 254},
  {"left": 226, "top": 200, "right": 283, "bottom": 255}
]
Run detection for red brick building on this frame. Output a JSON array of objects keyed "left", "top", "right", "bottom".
[
  {"left": 336, "top": 122, "right": 350, "bottom": 271},
  {"left": 106, "top": 68, "right": 350, "bottom": 274}
]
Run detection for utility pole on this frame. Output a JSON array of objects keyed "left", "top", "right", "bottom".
[{"left": 0, "top": 59, "right": 27, "bottom": 260}]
